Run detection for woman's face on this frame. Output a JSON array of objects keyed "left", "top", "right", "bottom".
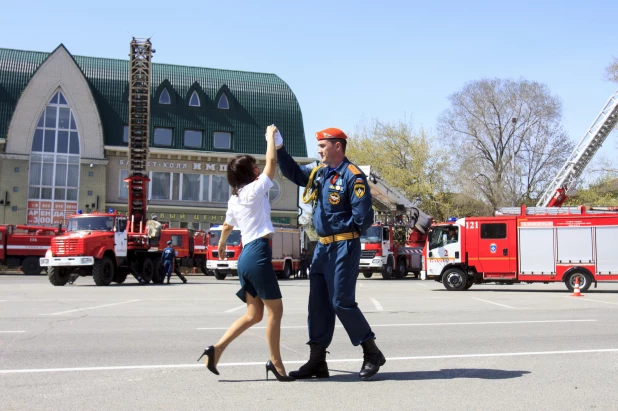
[{"left": 252, "top": 162, "right": 260, "bottom": 178}]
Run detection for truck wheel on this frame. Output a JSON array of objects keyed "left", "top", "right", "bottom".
[
  {"left": 442, "top": 268, "right": 468, "bottom": 291},
  {"left": 395, "top": 259, "right": 406, "bottom": 279},
  {"left": 565, "top": 270, "right": 592, "bottom": 292},
  {"left": 412, "top": 271, "right": 421, "bottom": 279},
  {"left": 151, "top": 261, "right": 164, "bottom": 284},
  {"left": 22, "top": 256, "right": 42, "bottom": 275},
  {"left": 93, "top": 257, "right": 115, "bottom": 286},
  {"left": 362, "top": 272, "right": 373, "bottom": 279},
  {"left": 141, "top": 258, "right": 155, "bottom": 284},
  {"left": 113, "top": 272, "right": 128, "bottom": 284},
  {"left": 381, "top": 257, "right": 394, "bottom": 279},
  {"left": 214, "top": 271, "right": 227, "bottom": 280},
  {"left": 464, "top": 278, "right": 474, "bottom": 290},
  {"left": 48, "top": 267, "right": 69, "bottom": 286},
  {"left": 200, "top": 261, "right": 208, "bottom": 275},
  {"left": 279, "top": 262, "right": 292, "bottom": 280}
]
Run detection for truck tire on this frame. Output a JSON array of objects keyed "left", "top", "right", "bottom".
[
  {"left": 362, "top": 272, "right": 373, "bottom": 279},
  {"left": 93, "top": 257, "right": 115, "bottom": 286},
  {"left": 22, "top": 256, "right": 42, "bottom": 275},
  {"left": 151, "top": 261, "right": 164, "bottom": 284},
  {"left": 442, "top": 268, "right": 468, "bottom": 291},
  {"left": 381, "top": 257, "right": 394, "bottom": 280},
  {"left": 141, "top": 258, "right": 155, "bottom": 284},
  {"left": 395, "top": 259, "right": 406, "bottom": 279},
  {"left": 565, "top": 270, "right": 593, "bottom": 292},
  {"left": 113, "top": 272, "right": 128, "bottom": 284},
  {"left": 48, "top": 267, "right": 69, "bottom": 286},
  {"left": 278, "top": 262, "right": 292, "bottom": 280},
  {"left": 214, "top": 271, "right": 227, "bottom": 280}
]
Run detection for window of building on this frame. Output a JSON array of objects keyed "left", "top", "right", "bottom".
[
  {"left": 211, "top": 175, "right": 230, "bottom": 203},
  {"left": 28, "top": 90, "right": 80, "bottom": 214},
  {"left": 213, "top": 132, "right": 231, "bottom": 150},
  {"left": 119, "top": 169, "right": 128, "bottom": 199},
  {"left": 123, "top": 125, "right": 129, "bottom": 144},
  {"left": 184, "top": 129, "right": 202, "bottom": 148},
  {"left": 217, "top": 93, "right": 229, "bottom": 109},
  {"left": 154, "top": 127, "right": 173, "bottom": 146},
  {"left": 189, "top": 91, "right": 200, "bottom": 107},
  {"left": 181, "top": 174, "right": 200, "bottom": 201},
  {"left": 268, "top": 179, "right": 281, "bottom": 202},
  {"left": 480, "top": 223, "right": 507, "bottom": 239},
  {"left": 159, "top": 88, "right": 171, "bottom": 104},
  {"left": 151, "top": 172, "right": 171, "bottom": 200}
]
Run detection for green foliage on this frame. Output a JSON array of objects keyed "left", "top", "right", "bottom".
[{"left": 566, "top": 177, "right": 618, "bottom": 207}]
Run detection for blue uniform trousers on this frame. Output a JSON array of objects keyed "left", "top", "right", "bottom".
[
  {"left": 308, "top": 237, "right": 375, "bottom": 347},
  {"left": 163, "top": 261, "right": 173, "bottom": 279}
]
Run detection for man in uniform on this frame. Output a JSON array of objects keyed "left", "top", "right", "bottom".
[
  {"left": 276, "top": 127, "right": 385, "bottom": 380},
  {"left": 161, "top": 240, "right": 175, "bottom": 284}
]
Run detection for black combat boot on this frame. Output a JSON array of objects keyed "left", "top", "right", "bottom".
[
  {"left": 166, "top": 277, "right": 170, "bottom": 284},
  {"left": 359, "top": 338, "right": 386, "bottom": 380},
  {"left": 289, "top": 344, "right": 329, "bottom": 379}
]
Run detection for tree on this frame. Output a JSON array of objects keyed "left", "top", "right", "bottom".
[
  {"left": 438, "top": 78, "right": 574, "bottom": 211},
  {"left": 346, "top": 119, "right": 452, "bottom": 221},
  {"left": 566, "top": 175, "right": 618, "bottom": 207},
  {"left": 604, "top": 56, "right": 618, "bottom": 83}
]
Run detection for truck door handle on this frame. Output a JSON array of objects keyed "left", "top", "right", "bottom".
[{"left": 503, "top": 248, "right": 508, "bottom": 256}]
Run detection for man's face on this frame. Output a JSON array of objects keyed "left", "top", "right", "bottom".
[{"left": 317, "top": 140, "right": 339, "bottom": 166}]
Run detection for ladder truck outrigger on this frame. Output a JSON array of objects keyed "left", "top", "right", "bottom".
[
  {"left": 40, "top": 38, "right": 193, "bottom": 286},
  {"left": 358, "top": 166, "right": 433, "bottom": 279}
]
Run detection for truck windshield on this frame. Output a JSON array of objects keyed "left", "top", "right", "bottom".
[
  {"left": 209, "top": 230, "right": 242, "bottom": 246},
  {"left": 67, "top": 217, "right": 115, "bottom": 232},
  {"left": 428, "top": 226, "right": 458, "bottom": 250},
  {"left": 361, "top": 226, "right": 382, "bottom": 243}
]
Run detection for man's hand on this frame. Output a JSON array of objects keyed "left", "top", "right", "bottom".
[{"left": 218, "top": 243, "right": 226, "bottom": 260}]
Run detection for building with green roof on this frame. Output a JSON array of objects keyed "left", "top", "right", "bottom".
[{"left": 0, "top": 44, "right": 311, "bottom": 229}]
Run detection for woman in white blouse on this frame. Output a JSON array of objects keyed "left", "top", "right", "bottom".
[{"left": 198, "top": 125, "right": 294, "bottom": 382}]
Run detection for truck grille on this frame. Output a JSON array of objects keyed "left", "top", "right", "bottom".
[
  {"left": 361, "top": 250, "right": 377, "bottom": 259},
  {"left": 52, "top": 239, "right": 84, "bottom": 256},
  {"left": 212, "top": 251, "right": 235, "bottom": 258}
]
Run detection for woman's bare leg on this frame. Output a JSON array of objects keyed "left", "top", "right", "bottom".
[
  {"left": 210, "top": 293, "right": 264, "bottom": 367},
  {"left": 262, "top": 298, "right": 287, "bottom": 375}
]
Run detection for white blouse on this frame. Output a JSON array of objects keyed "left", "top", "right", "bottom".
[{"left": 224, "top": 173, "right": 275, "bottom": 245}]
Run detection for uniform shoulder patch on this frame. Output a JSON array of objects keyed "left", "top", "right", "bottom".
[{"left": 347, "top": 164, "right": 362, "bottom": 175}]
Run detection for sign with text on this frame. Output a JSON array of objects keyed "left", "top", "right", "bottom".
[{"left": 27, "top": 201, "right": 77, "bottom": 226}]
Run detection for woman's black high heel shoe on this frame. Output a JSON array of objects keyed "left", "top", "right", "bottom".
[
  {"left": 197, "top": 346, "right": 219, "bottom": 375},
  {"left": 265, "top": 360, "right": 295, "bottom": 382}
]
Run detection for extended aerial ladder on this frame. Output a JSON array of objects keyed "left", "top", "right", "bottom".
[
  {"left": 126, "top": 38, "right": 154, "bottom": 233},
  {"left": 537, "top": 88, "right": 618, "bottom": 207}
]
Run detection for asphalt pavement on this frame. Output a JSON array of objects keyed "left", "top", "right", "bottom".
[{"left": 1, "top": 272, "right": 617, "bottom": 410}]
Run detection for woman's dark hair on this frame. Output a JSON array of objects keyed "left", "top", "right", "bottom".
[{"left": 227, "top": 155, "right": 258, "bottom": 195}]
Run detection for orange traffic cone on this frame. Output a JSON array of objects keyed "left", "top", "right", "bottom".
[{"left": 571, "top": 277, "right": 584, "bottom": 297}]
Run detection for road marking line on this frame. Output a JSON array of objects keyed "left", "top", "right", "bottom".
[
  {"left": 224, "top": 305, "right": 246, "bottom": 313},
  {"left": 196, "top": 319, "right": 596, "bottom": 330},
  {"left": 472, "top": 297, "right": 516, "bottom": 309},
  {"left": 369, "top": 298, "right": 383, "bottom": 311},
  {"left": 566, "top": 296, "right": 618, "bottom": 306},
  {"left": 2, "top": 347, "right": 617, "bottom": 374},
  {"left": 0, "top": 331, "right": 25, "bottom": 334},
  {"left": 40, "top": 300, "right": 141, "bottom": 316}
]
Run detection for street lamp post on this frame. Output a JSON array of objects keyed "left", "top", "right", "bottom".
[{"left": 511, "top": 117, "right": 517, "bottom": 207}]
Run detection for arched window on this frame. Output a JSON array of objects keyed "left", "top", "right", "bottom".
[
  {"left": 189, "top": 91, "right": 200, "bottom": 107},
  {"left": 217, "top": 93, "right": 229, "bottom": 109},
  {"left": 159, "top": 88, "right": 171, "bottom": 104},
  {"left": 28, "top": 90, "right": 80, "bottom": 225},
  {"left": 268, "top": 180, "right": 281, "bottom": 202}
]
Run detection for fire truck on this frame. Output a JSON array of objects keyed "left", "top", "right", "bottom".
[
  {"left": 358, "top": 166, "right": 433, "bottom": 279},
  {"left": 193, "top": 230, "right": 210, "bottom": 275},
  {"left": 430, "top": 205, "right": 618, "bottom": 292},
  {"left": 206, "top": 225, "right": 301, "bottom": 281},
  {"left": 40, "top": 39, "right": 194, "bottom": 286},
  {"left": 0, "top": 224, "right": 63, "bottom": 275}
]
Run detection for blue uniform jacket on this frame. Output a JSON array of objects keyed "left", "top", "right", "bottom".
[
  {"left": 161, "top": 247, "right": 175, "bottom": 263},
  {"left": 277, "top": 146, "right": 374, "bottom": 237}
]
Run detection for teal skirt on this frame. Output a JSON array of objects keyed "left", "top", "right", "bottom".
[{"left": 236, "top": 238, "right": 282, "bottom": 302}]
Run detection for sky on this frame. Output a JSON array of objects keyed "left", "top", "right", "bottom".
[{"left": 2, "top": 0, "right": 617, "bottom": 174}]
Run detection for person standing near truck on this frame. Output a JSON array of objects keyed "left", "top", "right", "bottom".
[{"left": 161, "top": 240, "right": 175, "bottom": 284}]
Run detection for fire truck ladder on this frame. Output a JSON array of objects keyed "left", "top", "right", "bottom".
[
  {"left": 537, "top": 88, "right": 618, "bottom": 207},
  {"left": 126, "top": 38, "right": 154, "bottom": 232}
]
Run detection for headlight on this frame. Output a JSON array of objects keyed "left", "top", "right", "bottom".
[
  {"left": 81, "top": 257, "right": 91, "bottom": 264},
  {"left": 372, "top": 258, "right": 382, "bottom": 264}
]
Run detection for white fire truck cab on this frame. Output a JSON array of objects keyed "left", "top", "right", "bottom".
[{"left": 431, "top": 205, "right": 618, "bottom": 292}]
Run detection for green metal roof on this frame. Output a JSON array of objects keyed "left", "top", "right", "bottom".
[{"left": 0, "top": 45, "right": 307, "bottom": 157}]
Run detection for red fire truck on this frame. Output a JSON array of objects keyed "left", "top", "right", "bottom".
[
  {"left": 206, "top": 225, "right": 301, "bottom": 280},
  {"left": 0, "top": 224, "right": 63, "bottom": 275},
  {"left": 358, "top": 166, "right": 433, "bottom": 279},
  {"left": 40, "top": 39, "right": 194, "bottom": 286},
  {"left": 430, "top": 205, "right": 618, "bottom": 292},
  {"left": 193, "top": 230, "right": 209, "bottom": 275}
]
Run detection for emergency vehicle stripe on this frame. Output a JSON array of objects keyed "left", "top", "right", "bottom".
[{"left": 5, "top": 245, "right": 50, "bottom": 250}]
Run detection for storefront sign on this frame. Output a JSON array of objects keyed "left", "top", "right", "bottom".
[
  {"left": 27, "top": 201, "right": 77, "bottom": 225},
  {"left": 118, "top": 159, "right": 227, "bottom": 172}
]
